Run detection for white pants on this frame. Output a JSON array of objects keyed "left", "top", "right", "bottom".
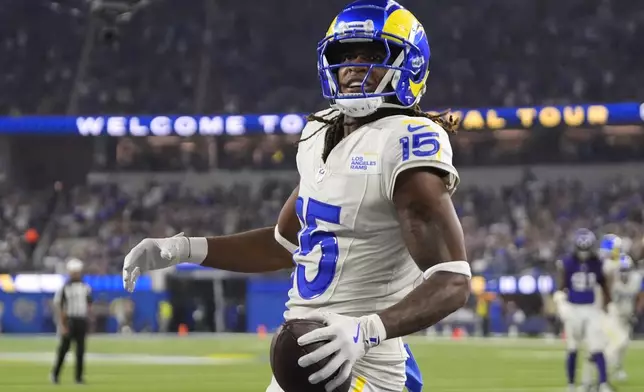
[
  {"left": 604, "top": 314, "right": 631, "bottom": 365},
  {"left": 266, "top": 357, "right": 407, "bottom": 392},
  {"left": 562, "top": 304, "right": 606, "bottom": 352}
]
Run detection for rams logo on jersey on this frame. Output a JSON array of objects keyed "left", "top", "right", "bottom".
[{"left": 349, "top": 153, "right": 379, "bottom": 173}]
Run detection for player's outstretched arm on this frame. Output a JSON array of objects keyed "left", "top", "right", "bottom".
[
  {"left": 553, "top": 260, "right": 571, "bottom": 318},
  {"left": 123, "top": 186, "right": 300, "bottom": 292},
  {"left": 556, "top": 260, "right": 567, "bottom": 292},
  {"left": 376, "top": 167, "right": 470, "bottom": 339},
  {"left": 200, "top": 185, "right": 301, "bottom": 272}
]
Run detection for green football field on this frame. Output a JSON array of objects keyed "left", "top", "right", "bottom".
[{"left": 0, "top": 334, "right": 642, "bottom": 391}]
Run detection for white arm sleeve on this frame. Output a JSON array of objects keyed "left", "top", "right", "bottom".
[{"left": 381, "top": 119, "right": 459, "bottom": 201}]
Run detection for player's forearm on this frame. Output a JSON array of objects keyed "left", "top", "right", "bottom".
[
  {"left": 556, "top": 268, "right": 567, "bottom": 293},
  {"left": 601, "top": 284, "right": 612, "bottom": 308},
  {"left": 636, "top": 293, "right": 644, "bottom": 313},
  {"left": 377, "top": 271, "right": 470, "bottom": 339},
  {"left": 200, "top": 227, "right": 294, "bottom": 273},
  {"left": 59, "top": 311, "right": 67, "bottom": 327},
  {"left": 557, "top": 279, "right": 566, "bottom": 293}
]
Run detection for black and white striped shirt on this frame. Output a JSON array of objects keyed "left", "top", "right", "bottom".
[{"left": 53, "top": 281, "right": 92, "bottom": 318}]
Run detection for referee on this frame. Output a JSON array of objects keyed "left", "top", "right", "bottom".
[{"left": 51, "top": 258, "right": 92, "bottom": 384}]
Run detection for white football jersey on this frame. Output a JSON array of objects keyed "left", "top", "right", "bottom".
[
  {"left": 602, "top": 257, "right": 621, "bottom": 277},
  {"left": 611, "top": 271, "right": 642, "bottom": 317},
  {"left": 284, "top": 109, "right": 459, "bottom": 361},
  {"left": 594, "top": 257, "right": 621, "bottom": 309}
]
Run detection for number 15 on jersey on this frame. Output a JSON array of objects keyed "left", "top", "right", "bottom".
[
  {"left": 399, "top": 131, "right": 440, "bottom": 161},
  {"left": 295, "top": 197, "right": 341, "bottom": 299}
]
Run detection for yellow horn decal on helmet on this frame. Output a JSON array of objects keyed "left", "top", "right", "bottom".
[
  {"left": 326, "top": 16, "right": 339, "bottom": 38},
  {"left": 382, "top": 8, "right": 417, "bottom": 44},
  {"left": 409, "top": 70, "right": 428, "bottom": 97}
]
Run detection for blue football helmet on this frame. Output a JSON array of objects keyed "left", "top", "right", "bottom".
[
  {"left": 318, "top": 0, "right": 431, "bottom": 117},
  {"left": 599, "top": 233, "right": 622, "bottom": 260},
  {"left": 618, "top": 253, "right": 634, "bottom": 271},
  {"left": 618, "top": 253, "right": 634, "bottom": 282}
]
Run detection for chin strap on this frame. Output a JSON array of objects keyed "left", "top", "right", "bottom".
[
  {"left": 331, "top": 98, "right": 417, "bottom": 118},
  {"left": 331, "top": 96, "right": 385, "bottom": 117}
]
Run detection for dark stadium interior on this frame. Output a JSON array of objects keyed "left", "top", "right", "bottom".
[
  {"left": 0, "top": 1, "right": 643, "bottom": 380},
  {"left": 1, "top": 0, "right": 643, "bottom": 115}
]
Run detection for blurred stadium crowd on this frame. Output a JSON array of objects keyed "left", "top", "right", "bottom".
[
  {"left": 0, "top": 0, "right": 643, "bottom": 115},
  {"left": 0, "top": 0, "right": 643, "bottom": 336},
  {"left": 2, "top": 175, "right": 643, "bottom": 277}
]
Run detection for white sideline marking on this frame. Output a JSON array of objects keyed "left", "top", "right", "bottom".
[
  {"left": 0, "top": 352, "right": 252, "bottom": 366},
  {"left": 437, "top": 389, "right": 564, "bottom": 392}
]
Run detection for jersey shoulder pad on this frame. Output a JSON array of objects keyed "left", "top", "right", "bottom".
[
  {"left": 379, "top": 115, "right": 460, "bottom": 199},
  {"left": 300, "top": 108, "right": 338, "bottom": 140}
]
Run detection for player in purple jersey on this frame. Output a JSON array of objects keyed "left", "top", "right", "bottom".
[{"left": 554, "top": 228, "right": 613, "bottom": 392}]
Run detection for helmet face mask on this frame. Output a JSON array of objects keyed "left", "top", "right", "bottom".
[
  {"left": 573, "top": 228, "right": 596, "bottom": 261},
  {"left": 317, "top": 1, "right": 431, "bottom": 117},
  {"left": 323, "top": 41, "right": 394, "bottom": 94}
]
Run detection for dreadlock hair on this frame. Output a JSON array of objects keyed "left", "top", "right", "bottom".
[{"left": 299, "top": 104, "right": 459, "bottom": 162}]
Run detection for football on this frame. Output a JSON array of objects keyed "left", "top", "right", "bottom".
[{"left": 270, "top": 319, "right": 352, "bottom": 392}]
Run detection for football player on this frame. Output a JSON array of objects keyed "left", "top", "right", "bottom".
[
  {"left": 605, "top": 254, "right": 643, "bottom": 381},
  {"left": 554, "top": 229, "right": 613, "bottom": 392},
  {"left": 579, "top": 235, "right": 627, "bottom": 389},
  {"left": 599, "top": 234, "right": 623, "bottom": 279},
  {"left": 122, "top": 1, "right": 471, "bottom": 392}
]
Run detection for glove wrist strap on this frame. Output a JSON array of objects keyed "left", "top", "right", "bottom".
[
  {"left": 363, "top": 314, "right": 387, "bottom": 348},
  {"left": 187, "top": 237, "right": 208, "bottom": 264}
]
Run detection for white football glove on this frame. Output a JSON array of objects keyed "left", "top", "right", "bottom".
[
  {"left": 122, "top": 233, "right": 190, "bottom": 292},
  {"left": 553, "top": 290, "right": 571, "bottom": 322},
  {"left": 297, "top": 311, "right": 386, "bottom": 392}
]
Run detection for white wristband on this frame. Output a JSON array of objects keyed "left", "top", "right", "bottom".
[
  {"left": 423, "top": 260, "right": 471, "bottom": 280},
  {"left": 274, "top": 225, "right": 298, "bottom": 253},
  {"left": 186, "top": 237, "right": 208, "bottom": 264}
]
